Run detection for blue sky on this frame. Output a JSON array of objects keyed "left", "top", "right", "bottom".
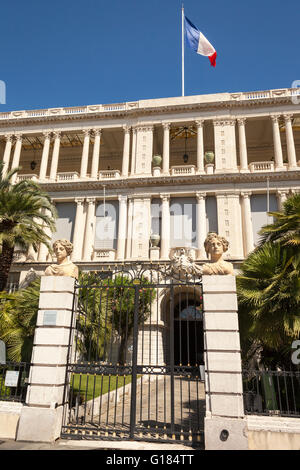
[{"left": 0, "top": 0, "right": 299, "bottom": 111}]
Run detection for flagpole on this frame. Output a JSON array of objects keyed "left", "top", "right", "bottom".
[{"left": 182, "top": 4, "right": 185, "bottom": 97}]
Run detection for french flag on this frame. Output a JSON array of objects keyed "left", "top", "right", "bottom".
[{"left": 184, "top": 16, "right": 217, "bottom": 67}]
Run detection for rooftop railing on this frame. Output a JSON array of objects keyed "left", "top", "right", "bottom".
[{"left": 0, "top": 88, "right": 299, "bottom": 122}]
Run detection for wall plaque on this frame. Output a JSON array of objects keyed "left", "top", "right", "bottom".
[
  {"left": 43, "top": 310, "right": 57, "bottom": 326},
  {"left": 5, "top": 370, "right": 19, "bottom": 387}
]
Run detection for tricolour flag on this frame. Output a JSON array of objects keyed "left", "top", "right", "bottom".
[{"left": 184, "top": 16, "right": 217, "bottom": 67}]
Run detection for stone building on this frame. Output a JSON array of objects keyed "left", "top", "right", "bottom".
[{"left": 1, "top": 87, "right": 300, "bottom": 286}]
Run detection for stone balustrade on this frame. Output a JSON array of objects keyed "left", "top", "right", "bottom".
[
  {"left": 170, "top": 165, "right": 196, "bottom": 175},
  {"left": 249, "top": 161, "right": 275, "bottom": 172},
  {"left": 0, "top": 87, "right": 299, "bottom": 122},
  {"left": 56, "top": 171, "right": 79, "bottom": 181},
  {"left": 16, "top": 174, "right": 38, "bottom": 182}
]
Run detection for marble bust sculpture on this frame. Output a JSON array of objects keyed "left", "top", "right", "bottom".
[
  {"left": 44, "top": 239, "right": 79, "bottom": 279},
  {"left": 201, "top": 232, "right": 234, "bottom": 275}
]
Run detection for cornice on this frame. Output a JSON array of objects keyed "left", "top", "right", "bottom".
[
  {"left": 0, "top": 89, "right": 299, "bottom": 129},
  {"left": 39, "top": 169, "right": 300, "bottom": 193}
]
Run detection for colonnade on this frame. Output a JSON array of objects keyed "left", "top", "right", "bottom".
[
  {"left": 36, "top": 189, "right": 292, "bottom": 263},
  {"left": 1, "top": 114, "right": 298, "bottom": 181}
]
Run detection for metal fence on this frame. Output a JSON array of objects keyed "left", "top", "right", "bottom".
[
  {"left": 61, "top": 265, "right": 205, "bottom": 445},
  {"left": 0, "top": 362, "right": 30, "bottom": 402},
  {"left": 243, "top": 369, "right": 300, "bottom": 417}
]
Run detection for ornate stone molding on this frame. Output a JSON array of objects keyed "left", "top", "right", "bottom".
[
  {"left": 237, "top": 117, "right": 246, "bottom": 126},
  {"left": 75, "top": 197, "right": 85, "bottom": 205},
  {"left": 270, "top": 114, "right": 281, "bottom": 123},
  {"left": 196, "top": 191, "right": 206, "bottom": 200},
  {"left": 213, "top": 118, "right": 236, "bottom": 126},
  {"left": 240, "top": 191, "right": 252, "bottom": 198},
  {"left": 122, "top": 124, "right": 131, "bottom": 133},
  {"left": 195, "top": 119, "right": 204, "bottom": 128},
  {"left": 86, "top": 197, "right": 96, "bottom": 204},
  {"left": 93, "top": 128, "right": 102, "bottom": 137},
  {"left": 160, "top": 193, "right": 170, "bottom": 202},
  {"left": 283, "top": 113, "right": 293, "bottom": 123}
]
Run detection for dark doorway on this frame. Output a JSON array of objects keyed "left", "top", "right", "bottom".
[{"left": 174, "top": 300, "right": 204, "bottom": 366}]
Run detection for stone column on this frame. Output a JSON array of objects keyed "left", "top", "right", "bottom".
[
  {"left": 162, "top": 122, "right": 170, "bottom": 175},
  {"left": 277, "top": 189, "right": 288, "bottom": 210},
  {"left": 83, "top": 197, "right": 96, "bottom": 261},
  {"left": 10, "top": 134, "right": 23, "bottom": 183},
  {"left": 130, "top": 127, "right": 137, "bottom": 175},
  {"left": 80, "top": 129, "right": 91, "bottom": 178},
  {"left": 49, "top": 131, "right": 61, "bottom": 180},
  {"left": 117, "top": 195, "right": 128, "bottom": 260},
  {"left": 126, "top": 196, "right": 133, "bottom": 259},
  {"left": 271, "top": 115, "right": 284, "bottom": 171},
  {"left": 203, "top": 275, "right": 248, "bottom": 450},
  {"left": 90, "top": 129, "right": 101, "bottom": 179},
  {"left": 72, "top": 198, "right": 85, "bottom": 261},
  {"left": 196, "top": 120, "right": 205, "bottom": 174},
  {"left": 160, "top": 193, "right": 170, "bottom": 259},
  {"left": 237, "top": 118, "right": 249, "bottom": 172},
  {"left": 2, "top": 134, "right": 13, "bottom": 175},
  {"left": 122, "top": 125, "right": 131, "bottom": 177},
  {"left": 241, "top": 192, "right": 254, "bottom": 255},
  {"left": 284, "top": 114, "right": 298, "bottom": 170},
  {"left": 196, "top": 192, "right": 206, "bottom": 259},
  {"left": 39, "top": 132, "right": 51, "bottom": 180},
  {"left": 17, "top": 276, "right": 77, "bottom": 442},
  {"left": 38, "top": 206, "right": 54, "bottom": 262}
]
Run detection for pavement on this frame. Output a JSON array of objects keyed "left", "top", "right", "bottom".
[{"left": 0, "top": 437, "right": 200, "bottom": 451}]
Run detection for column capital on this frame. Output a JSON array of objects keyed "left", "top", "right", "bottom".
[
  {"left": 283, "top": 113, "right": 293, "bottom": 123},
  {"left": 4, "top": 133, "right": 13, "bottom": 142},
  {"left": 14, "top": 133, "right": 23, "bottom": 141},
  {"left": 75, "top": 197, "right": 85, "bottom": 205},
  {"left": 270, "top": 114, "right": 281, "bottom": 123},
  {"left": 162, "top": 122, "right": 171, "bottom": 131},
  {"left": 237, "top": 117, "right": 246, "bottom": 126},
  {"left": 195, "top": 119, "right": 204, "bottom": 128},
  {"left": 118, "top": 194, "right": 128, "bottom": 203},
  {"left": 123, "top": 124, "right": 131, "bottom": 133},
  {"left": 93, "top": 128, "right": 102, "bottom": 137},
  {"left": 53, "top": 130, "right": 61, "bottom": 139},
  {"left": 42, "top": 131, "right": 52, "bottom": 139},
  {"left": 160, "top": 193, "right": 170, "bottom": 202},
  {"left": 276, "top": 189, "right": 289, "bottom": 196},
  {"left": 196, "top": 191, "right": 206, "bottom": 200},
  {"left": 83, "top": 129, "right": 91, "bottom": 137},
  {"left": 86, "top": 197, "right": 96, "bottom": 204},
  {"left": 241, "top": 191, "right": 252, "bottom": 198}
]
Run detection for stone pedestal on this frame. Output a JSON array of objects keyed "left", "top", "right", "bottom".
[
  {"left": 150, "top": 246, "right": 160, "bottom": 260},
  {"left": 202, "top": 275, "right": 248, "bottom": 450},
  {"left": 17, "top": 276, "right": 76, "bottom": 442}
]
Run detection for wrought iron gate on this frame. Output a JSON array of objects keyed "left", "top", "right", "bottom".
[{"left": 61, "top": 264, "right": 205, "bottom": 445}]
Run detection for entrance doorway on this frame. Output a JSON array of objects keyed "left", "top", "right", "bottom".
[{"left": 174, "top": 299, "right": 204, "bottom": 366}]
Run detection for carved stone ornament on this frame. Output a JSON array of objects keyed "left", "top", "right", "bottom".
[
  {"left": 168, "top": 247, "right": 203, "bottom": 278},
  {"left": 44, "top": 239, "right": 79, "bottom": 279},
  {"left": 202, "top": 232, "right": 234, "bottom": 275}
]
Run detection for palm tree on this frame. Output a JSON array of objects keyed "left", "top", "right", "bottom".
[
  {"left": 237, "top": 242, "right": 300, "bottom": 368},
  {"left": 258, "top": 193, "right": 300, "bottom": 251},
  {"left": 0, "top": 279, "right": 40, "bottom": 362},
  {"left": 0, "top": 163, "right": 57, "bottom": 291}
]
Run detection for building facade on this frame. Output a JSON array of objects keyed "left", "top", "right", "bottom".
[{"left": 1, "top": 87, "right": 300, "bottom": 286}]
